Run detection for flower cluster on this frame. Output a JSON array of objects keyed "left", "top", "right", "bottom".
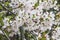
[{"left": 0, "top": 0, "right": 60, "bottom": 40}]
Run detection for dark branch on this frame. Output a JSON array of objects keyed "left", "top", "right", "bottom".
[{"left": 0, "top": 2, "right": 14, "bottom": 14}]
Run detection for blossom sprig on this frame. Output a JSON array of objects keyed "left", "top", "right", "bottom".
[{"left": 0, "top": 0, "right": 60, "bottom": 40}]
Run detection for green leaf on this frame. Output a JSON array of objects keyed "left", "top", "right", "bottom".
[
  {"left": 33, "top": 14, "right": 35, "bottom": 18},
  {"left": 38, "top": 37, "right": 41, "bottom": 40},
  {"left": 0, "top": 34, "right": 8, "bottom": 40},
  {"left": 0, "top": 5, "right": 3, "bottom": 9},
  {"left": 40, "top": 31, "right": 48, "bottom": 40},
  {"left": 52, "top": 0, "right": 55, "bottom": 3},
  {"left": 7, "top": 16, "right": 13, "bottom": 19},
  {"left": 55, "top": 12, "right": 60, "bottom": 19},
  {"left": 34, "top": 1, "right": 39, "bottom": 9},
  {"left": 0, "top": 13, "right": 4, "bottom": 17},
  {"left": 40, "top": 37, "right": 46, "bottom": 40},
  {"left": 7, "top": 15, "right": 14, "bottom": 22},
  {"left": 4, "top": 2, "right": 9, "bottom": 7},
  {"left": 57, "top": 4, "right": 60, "bottom": 7},
  {"left": 38, "top": 36, "right": 46, "bottom": 40},
  {"left": 0, "top": 17, "right": 4, "bottom": 26},
  {"left": 0, "top": 12, "right": 5, "bottom": 26},
  {"left": 6, "top": 13, "right": 16, "bottom": 21}
]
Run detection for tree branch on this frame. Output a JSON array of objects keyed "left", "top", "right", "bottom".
[{"left": 0, "top": 2, "right": 14, "bottom": 14}]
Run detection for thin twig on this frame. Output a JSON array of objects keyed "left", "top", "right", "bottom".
[
  {"left": 49, "top": 24, "right": 55, "bottom": 40},
  {"left": 19, "top": 26, "right": 25, "bottom": 40},
  {"left": 0, "top": 2, "right": 14, "bottom": 14},
  {"left": 2, "top": 30, "right": 10, "bottom": 40}
]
